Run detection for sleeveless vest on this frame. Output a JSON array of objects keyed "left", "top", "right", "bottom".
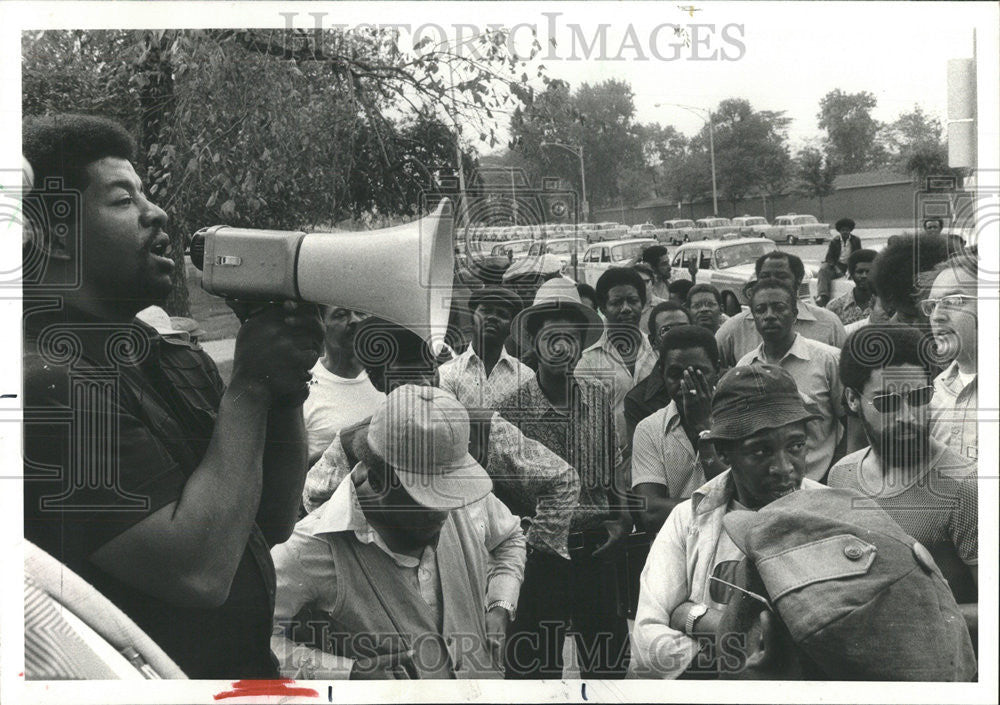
[{"left": 319, "top": 510, "right": 502, "bottom": 679}]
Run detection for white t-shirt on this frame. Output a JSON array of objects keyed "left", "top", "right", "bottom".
[{"left": 302, "top": 361, "right": 384, "bottom": 458}]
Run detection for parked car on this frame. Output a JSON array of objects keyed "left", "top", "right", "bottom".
[
  {"left": 503, "top": 237, "right": 588, "bottom": 281},
  {"left": 732, "top": 215, "right": 777, "bottom": 239},
  {"left": 592, "top": 222, "right": 629, "bottom": 241},
  {"left": 490, "top": 238, "right": 533, "bottom": 262},
  {"left": 669, "top": 238, "right": 785, "bottom": 315},
  {"left": 658, "top": 219, "right": 697, "bottom": 245},
  {"left": 770, "top": 213, "right": 830, "bottom": 244},
  {"left": 629, "top": 222, "right": 658, "bottom": 234},
  {"left": 578, "top": 238, "right": 657, "bottom": 287},
  {"left": 692, "top": 217, "right": 738, "bottom": 241}
]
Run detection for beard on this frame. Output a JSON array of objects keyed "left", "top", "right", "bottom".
[{"left": 860, "top": 415, "right": 930, "bottom": 468}]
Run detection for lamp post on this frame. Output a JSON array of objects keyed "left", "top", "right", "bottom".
[
  {"left": 655, "top": 102, "right": 718, "bottom": 216},
  {"left": 540, "top": 141, "right": 588, "bottom": 222}
]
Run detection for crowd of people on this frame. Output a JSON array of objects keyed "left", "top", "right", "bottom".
[{"left": 22, "top": 114, "right": 980, "bottom": 682}]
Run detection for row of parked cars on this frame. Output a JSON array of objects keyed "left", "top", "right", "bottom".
[
  {"left": 636, "top": 213, "right": 830, "bottom": 245},
  {"left": 462, "top": 234, "right": 847, "bottom": 317}
]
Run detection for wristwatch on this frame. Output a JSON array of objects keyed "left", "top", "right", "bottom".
[
  {"left": 487, "top": 600, "right": 516, "bottom": 623},
  {"left": 685, "top": 603, "right": 709, "bottom": 636}
]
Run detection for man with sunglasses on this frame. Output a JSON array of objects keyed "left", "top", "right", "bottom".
[
  {"left": 735, "top": 282, "right": 845, "bottom": 481},
  {"left": 828, "top": 324, "right": 977, "bottom": 636},
  {"left": 924, "top": 254, "right": 979, "bottom": 463}
]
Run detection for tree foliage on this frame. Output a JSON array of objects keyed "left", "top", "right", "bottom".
[
  {"left": 817, "top": 89, "right": 888, "bottom": 173},
  {"left": 508, "top": 78, "right": 647, "bottom": 211},
  {"left": 23, "top": 28, "right": 542, "bottom": 313},
  {"left": 795, "top": 147, "right": 838, "bottom": 220}
]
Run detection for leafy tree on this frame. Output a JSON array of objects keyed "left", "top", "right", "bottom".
[
  {"left": 509, "top": 78, "right": 646, "bottom": 212},
  {"left": 23, "top": 28, "right": 542, "bottom": 314},
  {"left": 882, "top": 105, "right": 965, "bottom": 188},
  {"left": 795, "top": 147, "right": 838, "bottom": 220},
  {"left": 702, "top": 98, "right": 792, "bottom": 215},
  {"left": 817, "top": 89, "right": 888, "bottom": 173}
]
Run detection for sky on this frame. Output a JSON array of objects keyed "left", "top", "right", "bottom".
[{"left": 486, "top": 1, "right": 990, "bottom": 152}]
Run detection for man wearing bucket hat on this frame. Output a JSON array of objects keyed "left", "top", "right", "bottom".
[
  {"left": 271, "top": 385, "right": 526, "bottom": 679},
  {"left": 495, "top": 278, "right": 632, "bottom": 679},
  {"left": 714, "top": 487, "right": 977, "bottom": 680},
  {"left": 631, "top": 364, "right": 826, "bottom": 679},
  {"left": 438, "top": 286, "right": 531, "bottom": 409}
]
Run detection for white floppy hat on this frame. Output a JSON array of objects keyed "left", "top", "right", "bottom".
[
  {"left": 511, "top": 277, "right": 604, "bottom": 352},
  {"left": 367, "top": 385, "right": 493, "bottom": 510}
]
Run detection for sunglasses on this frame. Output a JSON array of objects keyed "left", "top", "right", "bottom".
[
  {"left": 860, "top": 385, "right": 934, "bottom": 414},
  {"left": 919, "top": 294, "right": 977, "bottom": 316},
  {"left": 710, "top": 575, "right": 774, "bottom": 612}
]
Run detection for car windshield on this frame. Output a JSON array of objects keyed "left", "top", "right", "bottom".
[
  {"left": 547, "top": 240, "right": 584, "bottom": 254},
  {"left": 794, "top": 216, "right": 819, "bottom": 224},
  {"left": 743, "top": 218, "right": 766, "bottom": 225},
  {"left": 715, "top": 242, "right": 774, "bottom": 269},
  {"left": 612, "top": 241, "right": 649, "bottom": 261},
  {"left": 507, "top": 241, "right": 531, "bottom": 254}
]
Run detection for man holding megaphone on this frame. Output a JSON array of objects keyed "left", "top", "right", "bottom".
[{"left": 22, "top": 114, "right": 323, "bottom": 679}]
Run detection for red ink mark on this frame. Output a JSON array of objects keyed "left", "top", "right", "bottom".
[
  {"left": 214, "top": 679, "right": 318, "bottom": 700},
  {"left": 18, "top": 672, "right": 23, "bottom": 678}
]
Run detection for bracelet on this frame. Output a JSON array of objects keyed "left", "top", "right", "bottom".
[{"left": 486, "top": 600, "right": 516, "bottom": 623}]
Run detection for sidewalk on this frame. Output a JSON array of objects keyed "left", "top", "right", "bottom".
[{"left": 199, "top": 337, "right": 236, "bottom": 384}]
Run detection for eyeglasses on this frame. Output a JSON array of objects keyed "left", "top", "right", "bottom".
[
  {"left": 861, "top": 385, "right": 934, "bottom": 414},
  {"left": 919, "top": 294, "right": 977, "bottom": 317}
]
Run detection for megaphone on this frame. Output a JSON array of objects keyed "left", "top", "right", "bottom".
[{"left": 189, "top": 199, "right": 454, "bottom": 348}]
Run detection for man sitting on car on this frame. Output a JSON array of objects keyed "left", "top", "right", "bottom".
[{"left": 815, "top": 217, "right": 862, "bottom": 307}]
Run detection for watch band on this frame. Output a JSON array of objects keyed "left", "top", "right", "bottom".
[
  {"left": 487, "top": 600, "right": 516, "bottom": 623},
  {"left": 685, "top": 603, "right": 708, "bottom": 636}
]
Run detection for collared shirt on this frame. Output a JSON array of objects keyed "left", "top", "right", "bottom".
[
  {"left": 575, "top": 329, "right": 657, "bottom": 450},
  {"left": 494, "top": 375, "right": 619, "bottom": 533},
  {"left": 651, "top": 280, "right": 671, "bottom": 301},
  {"left": 715, "top": 301, "right": 846, "bottom": 369},
  {"left": 437, "top": 344, "right": 533, "bottom": 409},
  {"left": 630, "top": 401, "right": 705, "bottom": 499},
  {"left": 639, "top": 294, "right": 669, "bottom": 336},
  {"left": 271, "top": 471, "right": 525, "bottom": 678},
  {"left": 631, "top": 471, "right": 825, "bottom": 678},
  {"left": 931, "top": 361, "right": 979, "bottom": 461},
  {"left": 303, "top": 410, "right": 579, "bottom": 558},
  {"left": 826, "top": 290, "right": 873, "bottom": 326},
  {"left": 624, "top": 372, "right": 672, "bottom": 448},
  {"left": 837, "top": 235, "right": 854, "bottom": 265},
  {"left": 736, "top": 334, "right": 845, "bottom": 481}
]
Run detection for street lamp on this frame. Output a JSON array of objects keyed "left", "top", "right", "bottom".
[
  {"left": 540, "top": 141, "right": 589, "bottom": 222},
  {"left": 655, "top": 102, "right": 718, "bottom": 216}
]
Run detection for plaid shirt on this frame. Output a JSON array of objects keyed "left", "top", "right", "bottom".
[
  {"left": 826, "top": 291, "right": 873, "bottom": 326},
  {"left": 494, "top": 375, "right": 621, "bottom": 532}
]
